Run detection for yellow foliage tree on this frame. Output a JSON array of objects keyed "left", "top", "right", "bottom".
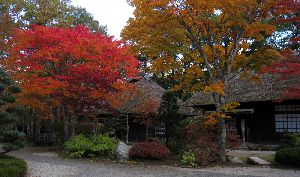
[{"left": 122, "top": 0, "right": 282, "bottom": 161}]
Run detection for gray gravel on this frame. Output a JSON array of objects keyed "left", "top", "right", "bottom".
[{"left": 7, "top": 148, "right": 300, "bottom": 177}]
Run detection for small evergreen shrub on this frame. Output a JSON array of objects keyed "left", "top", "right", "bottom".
[
  {"left": 277, "top": 132, "right": 300, "bottom": 150},
  {"left": 64, "top": 134, "right": 117, "bottom": 158},
  {"left": 3, "top": 144, "right": 19, "bottom": 152},
  {"left": 181, "top": 151, "right": 196, "bottom": 167},
  {"left": 129, "top": 141, "right": 170, "bottom": 159},
  {"left": 2, "top": 130, "right": 26, "bottom": 148},
  {"left": 0, "top": 155, "right": 27, "bottom": 177},
  {"left": 1, "top": 130, "right": 26, "bottom": 153},
  {"left": 275, "top": 147, "right": 300, "bottom": 167}
]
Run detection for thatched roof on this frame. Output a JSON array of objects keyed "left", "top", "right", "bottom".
[
  {"left": 178, "top": 99, "right": 201, "bottom": 115},
  {"left": 135, "top": 77, "right": 166, "bottom": 102},
  {"left": 186, "top": 74, "right": 300, "bottom": 106},
  {"left": 134, "top": 78, "right": 200, "bottom": 115}
]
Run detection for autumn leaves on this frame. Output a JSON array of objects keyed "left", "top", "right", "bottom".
[{"left": 4, "top": 25, "right": 139, "bottom": 117}]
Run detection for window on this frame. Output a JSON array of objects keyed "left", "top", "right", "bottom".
[
  {"left": 154, "top": 123, "right": 165, "bottom": 136},
  {"left": 275, "top": 105, "right": 300, "bottom": 111},
  {"left": 226, "top": 117, "right": 237, "bottom": 131},
  {"left": 275, "top": 105, "right": 300, "bottom": 133}
]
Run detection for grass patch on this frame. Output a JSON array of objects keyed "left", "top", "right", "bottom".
[
  {"left": 236, "top": 155, "right": 249, "bottom": 162},
  {"left": 0, "top": 155, "right": 27, "bottom": 177}
]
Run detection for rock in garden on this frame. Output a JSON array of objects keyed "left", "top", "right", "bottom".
[
  {"left": 247, "top": 156, "right": 270, "bottom": 165},
  {"left": 230, "top": 157, "right": 244, "bottom": 164},
  {"left": 116, "top": 141, "right": 131, "bottom": 161}
]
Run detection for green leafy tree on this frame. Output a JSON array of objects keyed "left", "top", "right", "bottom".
[
  {"left": 22, "top": 0, "right": 73, "bottom": 26},
  {"left": 69, "top": 6, "right": 107, "bottom": 34},
  {"left": 0, "top": 0, "right": 23, "bottom": 60},
  {"left": 159, "top": 91, "right": 183, "bottom": 153}
]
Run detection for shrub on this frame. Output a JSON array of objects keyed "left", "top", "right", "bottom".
[
  {"left": 64, "top": 134, "right": 117, "bottom": 158},
  {"left": 1, "top": 130, "right": 26, "bottom": 153},
  {"left": 129, "top": 141, "right": 170, "bottom": 159},
  {"left": 90, "top": 134, "right": 117, "bottom": 158},
  {"left": 192, "top": 134, "right": 220, "bottom": 166},
  {"left": 3, "top": 144, "right": 19, "bottom": 152},
  {"left": 181, "top": 151, "right": 196, "bottom": 167},
  {"left": 277, "top": 132, "right": 300, "bottom": 150},
  {"left": 2, "top": 130, "right": 26, "bottom": 148},
  {"left": 226, "top": 129, "right": 242, "bottom": 149},
  {"left": 275, "top": 147, "right": 300, "bottom": 167},
  {"left": 184, "top": 116, "right": 220, "bottom": 166},
  {"left": 64, "top": 134, "right": 92, "bottom": 158},
  {"left": 0, "top": 155, "right": 27, "bottom": 177}
]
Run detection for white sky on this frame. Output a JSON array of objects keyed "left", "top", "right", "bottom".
[{"left": 71, "top": 0, "right": 135, "bottom": 38}]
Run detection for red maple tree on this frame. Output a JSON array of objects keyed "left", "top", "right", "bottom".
[
  {"left": 5, "top": 25, "right": 139, "bottom": 118},
  {"left": 267, "top": 0, "right": 300, "bottom": 99}
]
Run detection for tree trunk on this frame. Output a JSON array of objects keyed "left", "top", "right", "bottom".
[
  {"left": 126, "top": 113, "right": 129, "bottom": 144},
  {"left": 63, "top": 107, "right": 69, "bottom": 141},
  {"left": 214, "top": 94, "right": 227, "bottom": 162},
  {"left": 218, "top": 117, "right": 226, "bottom": 162},
  {"left": 30, "top": 109, "right": 35, "bottom": 135},
  {"left": 35, "top": 117, "right": 41, "bottom": 144},
  {"left": 145, "top": 124, "right": 149, "bottom": 141}
]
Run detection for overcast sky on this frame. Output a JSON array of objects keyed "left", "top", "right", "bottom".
[{"left": 71, "top": 0, "right": 135, "bottom": 38}]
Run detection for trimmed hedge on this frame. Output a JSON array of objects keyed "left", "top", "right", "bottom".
[
  {"left": 275, "top": 146, "right": 300, "bottom": 167},
  {"left": 129, "top": 141, "right": 170, "bottom": 159},
  {"left": 0, "top": 155, "right": 27, "bottom": 177}
]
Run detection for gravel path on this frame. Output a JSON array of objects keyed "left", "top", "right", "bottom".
[{"left": 7, "top": 148, "right": 300, "bottom": 177}]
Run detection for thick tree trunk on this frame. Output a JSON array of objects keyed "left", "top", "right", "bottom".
[
  {"left": 218, "top": 117, "right": 226, "bottom": 162},
  {"left": 214, "top": 94, "right": 227, "bottom": 162}
]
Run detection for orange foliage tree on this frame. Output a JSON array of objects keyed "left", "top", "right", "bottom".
[{"left": 122, "top": 0, "right": 282, "bottom": 161}]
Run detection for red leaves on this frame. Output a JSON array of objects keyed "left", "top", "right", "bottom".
[
  {"left": 129, "top": 141, "right": 170, "bottom": 159},
  {"left": 264, "top": 0, "right": 300, "bottom": 99},
  {"left": 6, "top": 25, "right": 139, "bottom": 115}
]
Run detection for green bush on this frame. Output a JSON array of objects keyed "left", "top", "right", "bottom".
[
  {"left": 2, "top": 130, "right": 26, "bottom": 148},
  {"left": 181, "top": 151, "right": 196, "bottom": 167},
  {"left": 64, "top": 134, "right": 92, "bottom": 158},
  {"left": 0, "top": 155, "right": 27, "bottom": 177},
  {"left": 275, "top": 147, "right": 300, "bottom": 167},
  {"left": 1, "top": 130, "right": 26, "bottom": 153},
  {"left": 3, "top": 144, "right": 19, "bottom": 152},
  {"left": 90, "top": 134, "right": 117, "bottom": 157},
  {"left": 278, "top": 132, "right": 300, "bottom": 150},
  {"left": 64, "top": 134, "right": 117, "bottom": 158}
]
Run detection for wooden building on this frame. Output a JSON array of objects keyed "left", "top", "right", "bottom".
[{"left": 185, "top": 74, "right": 300, "bottom": 145}]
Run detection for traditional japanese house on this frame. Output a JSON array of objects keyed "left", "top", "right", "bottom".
[
  {"left": 185, "top": 74, "right": 300, "bottom": 145},
  {"left": 97, "top": 77, "right": 167, "bottom": 142}
]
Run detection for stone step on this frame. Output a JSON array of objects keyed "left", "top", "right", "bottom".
[{"left": 247, "top": 156, "right": 270, "bottom": 165}]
